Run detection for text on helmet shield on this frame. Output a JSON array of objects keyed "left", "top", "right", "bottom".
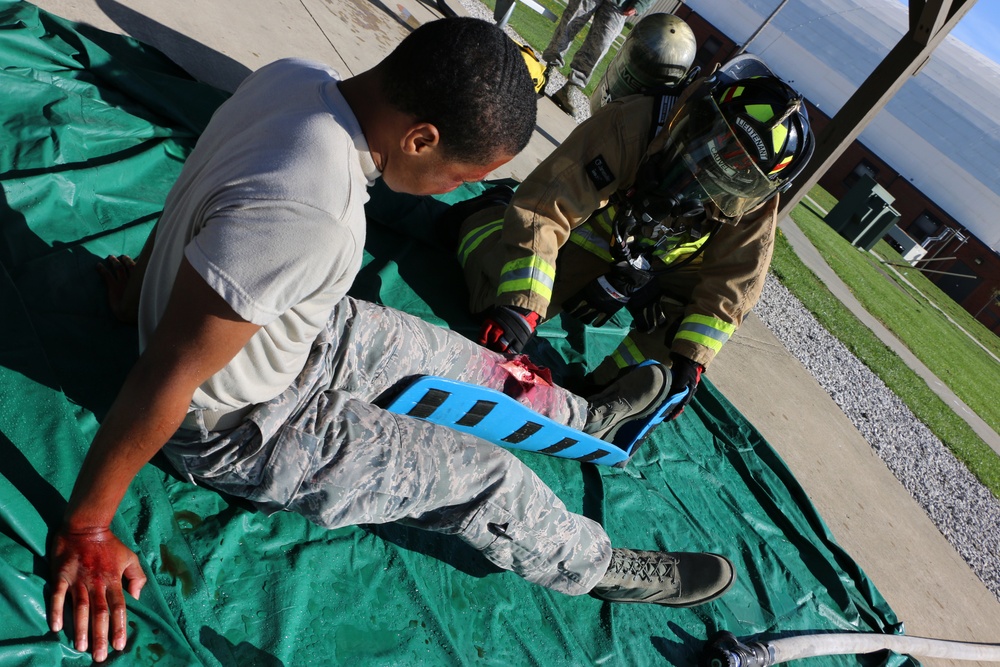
[{"left": 735, "top": 117, "right": 769, "bottom": 161}]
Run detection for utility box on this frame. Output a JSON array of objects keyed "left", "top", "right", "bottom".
[
  {"left": 825, "top": 175, "right": 901, "bottom": 251},
  {"left": 884, "top": 224, "right": 928, "bottom": 264}
]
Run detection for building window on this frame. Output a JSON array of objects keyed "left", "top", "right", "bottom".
[
  {"left": 911, "top": 210, "right": 942, "bottom": 243},
  {"left": 696, "top": 35, "right": 722, "bottom": 69},
  {"left": 844, "top": 159, "right": 879, "bottom": 190}
]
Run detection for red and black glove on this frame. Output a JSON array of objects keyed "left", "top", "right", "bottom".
[
  {"left": 478, "top": 306, "right": 541, "bottom": 354},
  {"left": 666, "top": 353, "right": 703, "bottom": 421}
]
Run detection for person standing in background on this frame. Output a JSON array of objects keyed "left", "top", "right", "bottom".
[{"left": 544, "top": 0, "right": 656, "bottom": 115}]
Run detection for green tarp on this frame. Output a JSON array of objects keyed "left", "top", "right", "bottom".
[{"left": 0, "top": 3, "right": 912, "bottom": 665}]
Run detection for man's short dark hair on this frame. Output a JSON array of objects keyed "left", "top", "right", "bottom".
[{"left": 381, "top": 17, "right": 537, "bottom": 164}]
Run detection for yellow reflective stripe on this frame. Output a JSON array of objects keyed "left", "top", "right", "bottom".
[
  {"left": 653, "top": 234, "right": 708, "bottom": 265},
  {"left": 569, "top": 217, "right": 614, "bottom": 262},
  {"left": 769, "top": 154, "right": 793, "bottom": 176},
  {"left": 684, "top": 314, "right": 737, "bottom": 335},
  {"left": 569, "top": 208, "right": 710, "bottom": 267},
  {"left": 569, "top": 233, "right": 613, "bottom": 262},
  {"left": 675, "top": 330, "right": 724, "bottom": 352},
  {"left": 457, "top": 219, "right": 503, "bottom": 268},
  {"left": 610, "top": 336, "right": 646, "bottom": 369},
  {"left": 675, "top": 314, "right": 736, "bottom": 353},
  {"left": 746, "top": 103, "right": 773, "bottom": 122},
  {"left": 593, "top": 207, "right": 615, "bottom": 236},
  {"left": 771, "top": 123, "right": 788, "bottom": 155},
  {"left": 498, "top": 255, "right": 556, "bottom": 301}
]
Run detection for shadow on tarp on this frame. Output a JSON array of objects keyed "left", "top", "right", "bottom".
[{"left": 0, "top": 3, "right": 914, "bottom": 666}]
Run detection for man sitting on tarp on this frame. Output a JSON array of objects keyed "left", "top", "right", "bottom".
[
  {"left": 444, "top": 54, "right": 814, "bottom": 420},
  {"left": 46, "top": 18, "right": 734, "bottom": 663}
]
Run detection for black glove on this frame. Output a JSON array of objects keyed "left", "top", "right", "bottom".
[
  {"left": 625, "top": 284, "right": 668, "bottom": 334},
  {"left": 563, "top": 263, "right": 653, "bottom": 327},
  {"left": 478, "top": 306, "right": 540, "bottom": 354},
  {"left": 666, "top": 353, "right": 703, "bottom": 421}
]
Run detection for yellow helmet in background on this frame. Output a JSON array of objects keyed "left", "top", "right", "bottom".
[{"left": 514, "top": 40, "right": 548, "bottom": 96}]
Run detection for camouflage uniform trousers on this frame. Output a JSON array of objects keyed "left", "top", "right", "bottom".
[
  {"left": 163, "top": 296, "right": 612, "bottom": 595},
  {"left": 543, "top": 0, "right": 628, "bottom": 88}
]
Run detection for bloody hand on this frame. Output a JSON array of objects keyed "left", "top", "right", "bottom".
[{"left": 48, "top": 526, "right": 147, "bottom": 663}]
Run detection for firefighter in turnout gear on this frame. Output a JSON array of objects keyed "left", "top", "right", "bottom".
[{"left": 450, "top": 54, "right": 814, "bottom": 419}]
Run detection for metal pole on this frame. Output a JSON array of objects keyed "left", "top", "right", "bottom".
[
  {"left": 909, "top": 268, "right": 976, "bottom": 279},
  {"left": 777, "top": 0, "right": 978, "bottom": 221},
  {"left": 974, "top": 290, "right": 1000, "bottom": 318},
  {"left": 734, "top": 0, "right": 792, "bottom": 57},
  {"left": 493, "top": 0, "right": 515, "bottom": 27}
]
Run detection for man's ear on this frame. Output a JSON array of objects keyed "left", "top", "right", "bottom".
[{"left": 401, "top": 122, "right": 441, "bottom": 156}]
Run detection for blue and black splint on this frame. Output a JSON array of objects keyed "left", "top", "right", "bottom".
[{"left": 385, "top": 375, "right": 688, "bottom": 468}]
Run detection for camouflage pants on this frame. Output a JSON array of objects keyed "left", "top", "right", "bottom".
[
  {"left": 163, "top": 297, "right": 611, "bottom": 595},
  {"left": 543, "top": 0, "right": 628, "bottom": 88}
]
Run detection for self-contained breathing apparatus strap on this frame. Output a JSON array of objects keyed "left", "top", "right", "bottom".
[
  {"left": 609, "top": 207, "right": 721, "bottom": 278},
  {"left": 649, "top": 90, "right": 678, "bottom": 142},
  {"left": 644, "top": 66, "right": 700, "bottom": 142},
  {"left": 608, "top": 81, "right": 721, "bottom": 278}
]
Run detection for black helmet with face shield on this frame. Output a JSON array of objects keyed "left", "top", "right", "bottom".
[{"left": 626, "top": 54, "right": 814, "bottom": 226}]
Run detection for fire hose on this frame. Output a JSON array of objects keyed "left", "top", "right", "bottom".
[{"left": 703, "top": 631, "right": 1000, "bottom": 666}]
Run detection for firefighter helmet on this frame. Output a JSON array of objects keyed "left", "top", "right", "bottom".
[
  {"left": 629, "top": 54, "right": 814, "bottom": 220},
  {"left": 713, "top": 54, "right": 813, "bottom": 189}
]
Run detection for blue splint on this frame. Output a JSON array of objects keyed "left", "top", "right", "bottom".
[{"left": 385, "top": 373, "right": 688, "bottom": 468}]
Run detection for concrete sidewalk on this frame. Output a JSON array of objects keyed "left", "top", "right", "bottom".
[
  {"left": 33, "top": 0, "right": 1000, "bottom": 662},
  {"left": 780, "top": 214, "right": 1000, "bottom": 456}
]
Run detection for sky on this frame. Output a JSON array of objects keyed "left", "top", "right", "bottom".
[{"left": 919, "top": 0, "right": 1000, "bottom": 65}]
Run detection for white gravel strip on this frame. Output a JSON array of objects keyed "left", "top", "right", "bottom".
[
  {"left": 756, "top": 274, "right": 1000, "bottom": 603},
  {"left": 455, "top": 0, "right": 1000, "bottom": 602}
]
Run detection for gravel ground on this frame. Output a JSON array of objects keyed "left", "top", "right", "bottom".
[
  {"left": 457, "top": 0, "right": 1000, "bottom": 603},
  {"left": 755, "top": 274, "right": 1000, "bottom": 603}
]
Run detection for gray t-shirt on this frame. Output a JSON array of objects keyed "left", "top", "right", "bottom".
[{"left": 139, "top": 58, "right": 380, "bottom": 412}]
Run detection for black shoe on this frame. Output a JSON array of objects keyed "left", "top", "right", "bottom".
[
  {"left": 433, "top": 185, "right": 515, "bottom": 251},
  {"left": 591, "top": 548, "right": 735, "bottom": 607},
  {"left": 583, "top": 362, "right": 671, "bottom": 442}
]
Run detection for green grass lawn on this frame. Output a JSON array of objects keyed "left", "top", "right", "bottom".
[
  {"left": 870, "top": 241, "right": 1000, "bottom": 360},
  {"left": 481, "top": 0, "right": 629, "bottom": 96},
  {"left": 773, "top": 190, "right": 1000, "bottom": 498},
  {"left": 793, "top": 194, "right": 1000, "bottom": 435}
]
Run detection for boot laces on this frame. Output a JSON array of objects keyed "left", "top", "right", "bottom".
[
  {"left": 588, "top": 397, "right": 628, "bottom": 422},
  {"left": 609, "top": 551, "right": 679, "bottom": 584}
]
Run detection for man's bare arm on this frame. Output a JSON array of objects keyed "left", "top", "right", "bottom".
[
  {"left": 97, "top": 224, "right": 157, "bottom": 324},
  {"left": 48, "top": 257, "right": 261, "bottom": 662}
]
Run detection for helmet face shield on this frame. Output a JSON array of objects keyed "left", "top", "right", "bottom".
[
  {"left": 672, "top": 94, "right": 778, "bottom": 218},
  {"left": 631, "top": 60, "right": 812, "bottom": 224}
]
